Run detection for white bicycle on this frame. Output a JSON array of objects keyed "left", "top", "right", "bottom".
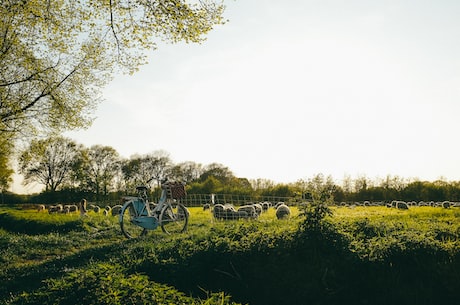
[{"left": 119, "top": 180, "right": 189, "bottom": 239}]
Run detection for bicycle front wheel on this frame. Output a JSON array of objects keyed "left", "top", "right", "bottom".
[
  {"left": 120, "top": 202, "right": 148, "bottom": 239},
  {"left": 160, "top": 204, "right": 189, "bottom": 234}
]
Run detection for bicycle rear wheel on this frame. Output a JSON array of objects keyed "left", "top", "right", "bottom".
[
  {"left": 160, "top": 204, "right": 189, "bottom": 234},
  {"left": 120, "top": 202, "right": 148, "bottom": 239}
]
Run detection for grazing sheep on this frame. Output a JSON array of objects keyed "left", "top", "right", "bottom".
[
  {"left": 103, "top": 206, "right": 112, "bottom": 216},
  {"left": 261, "top": 202, "right": 271, "bottom": 212},
  {"left": 396, "top": 201, "right": 409, "bottom": 210},
  {"left": 89, "top": 204, "right": 101, "bottom": 213},
  {"left": 274, "top": 202, "right": 285, "bottom": 209},
  {"left": 275, "top": 204, "right": 291, "bottom": 219},
  {"left": 237, "top": 205, "right": 258, "bottom": 218},
  {"left": 63, "top": 204, "right": 78, "bottom": 213},
  {"left": 212, "top": 204, "right": 226, "bottom": 219},
  {"left": 253, "top": 203, "right": 263, "bottom": 216},
  {"left": 48, "top": 204, "right": 64, "bottom": 214},
  {"left": 111, "top": 205, "right": 122, "bottom": 216},
  {"left": 203, "top": 203, "right": 211, "bottom": 211},
  {"left": 442, "top": 201, "right": 451, "bottom": 209},
  {"left": 37, "top": 204, "right": 46, "bottom": 212},
  {"left": 213, "top": 204, "right": 249, "bottom": 220}
]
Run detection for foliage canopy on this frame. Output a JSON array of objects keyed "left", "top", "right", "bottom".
[{"left": 0, "top": 0, "right": 226, "bottom": 137}]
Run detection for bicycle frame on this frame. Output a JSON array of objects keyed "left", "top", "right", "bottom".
[
  {"left": 120, "top": 185, "right": 178, "bottom": 230},
  {"left": 119, "top": 181, "right": 188, "bottom": 238}
]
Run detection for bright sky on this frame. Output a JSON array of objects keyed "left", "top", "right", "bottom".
[{"left": 11, "top": 0, "right": 460, "bottom": 193}]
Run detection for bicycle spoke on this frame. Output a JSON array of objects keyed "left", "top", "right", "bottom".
[
  {"left": 120, "top": 202, "right": 147, "bottom": 239},
  {"left": 160, "top": 204, "right": 188, "bottom": 234}
]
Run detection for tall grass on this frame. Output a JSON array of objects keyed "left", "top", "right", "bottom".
[{"left": 1, "top": 205, "right": 460, "bottom": 305}]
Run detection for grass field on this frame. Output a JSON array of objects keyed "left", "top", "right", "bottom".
[{"left": 1, "top": 204, "right": 459, "bottom": 305}]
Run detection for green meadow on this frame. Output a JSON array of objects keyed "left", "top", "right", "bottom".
[{"left": 1, "top": 204, "right": 459, "bottom": 305}]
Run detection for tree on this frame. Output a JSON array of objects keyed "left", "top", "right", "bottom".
[
  {"left": 18, "top": 137, "right": 80, "bottom": 191},
  {"left": 169, "top": 161, "right": 203, "bottom": 183},
  {"left": 199, "top": 163, "right": 234, "bottom": 183},
  {"left": 80, "top": 145, "right": 121, "bottom": 199},
  {"left": 0, "top": 134, "right": 14, "bottom": 190},
  {"left": 145, "top": 150, "right": 172, "bottom": 187},
  {"left": 250, "top": 178, "right": 275, "bottom": 191},
  {"left": 1, "top": 0, "right": 226, "bottom": 188},
  {"left": 1, "top": 0, "right": 226, "bottom": 137},
  {"left": 121, "top": 155, "right": 149, "bottom": 191}
]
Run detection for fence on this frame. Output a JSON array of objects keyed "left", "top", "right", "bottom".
[{"left": 154, "top": 193, "right": 300, "bottom": 207}]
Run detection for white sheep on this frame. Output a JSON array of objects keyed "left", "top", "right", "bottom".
[
  {"left": 89, "top": 204, "right": 101, "bottom": 213},
  {"left": 213, "top": 204, "right": 248, "bottom": 220},
  {"left": 275, "top": 204, "right": 291, "bottom": 219},
  {"left": 48, "top": 204, "right": 63, "bottom": 214},
  {"left": 396, "top": 201, "right": 409, "bottom": 210},
  {"left": 261, "top": 201, "right": 271, "bottom": 212},
  {"left": 64, "top": 204, "right": 78, "bottom": 213},
  {"left": 253, "top": 203, "right": 263, "bottom": 216},
  {"left": 37, "top": 204, "right": 46, "bottom": 212},
  {"left": 237, "top": 205, "right": 257, "bottom": 218},
  {"left": 103, "top": 206, "right": 112, "bottom": 216},
  {"left": 111, "top": 205, "right": 122, "bottom": 216},
  {"left": 442, "top": 201, "right": 451, "bottom": 209}
]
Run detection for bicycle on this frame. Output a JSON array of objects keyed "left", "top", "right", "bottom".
[{"left": 119, "top": 180, "right": 189, "bottom": 239}]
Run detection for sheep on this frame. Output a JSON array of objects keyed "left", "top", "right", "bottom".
[
  {"left": 213, "top": 204, "right": 226, "bottom": 219},
  {"left": 213, "top": 204, "right": 236, "bottom": 220},
  {"left": 48, "top": 204, "right": 63, "bottom": 214},
  {"left": 203, "top": 203, "right": 211, "bottom": 211},
  {"left": 253, "top": 203, "right": 263, "bottom": 216},
  {"left": 213, "top": 204, "right": 249, "bottom": 220},
  {"left": 111, "top": 205, "right": 122, "bottom": 216},
  {"left": 237, "top": 205, "right": 258, "bottom": 218},
  {"left": 103, "top": 206, "right": 112, "bottom": 216},
  {"left": 89, "top": 204, "right": 101, "bottom": 213},
  {"left": 274, "top": 202, "right": 285, "bottom": 209},
  {"left": 442, "top": 201, "right": 451, "bottom": 209},
  {"left": 275, "top": 204, "right": 291, "bottom": 219},
  {"left": 37, "top": 204, "right": 46, "bottom": 212},
  {"left": 63, "top": 204, "right": 78, "bottom": 213},
  {"left": 261, "top": 201, "right": 271, "bottom": 212},
  {"left": 396, "top": 201, "right": 409, "bottom": 210}
]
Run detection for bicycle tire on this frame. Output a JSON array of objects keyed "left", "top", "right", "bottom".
[
  {"left": 160, "top": 203, "right": 189, "bottom": 234},
  {"left": 120, "top": 202, "right": 148, "bottom": 239}
]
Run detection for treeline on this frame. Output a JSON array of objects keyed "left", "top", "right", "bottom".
[
  {"left": 3, "top": 176, "right": 460, "bottom": 206},
  {"left": 3, "top": 136, "right": 460, "bottom": 205}
]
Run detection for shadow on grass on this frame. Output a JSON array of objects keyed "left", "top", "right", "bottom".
[
  {"left": 139, "top": 222, "right": 460, "bottom": 305},
  {"left": 0, "top": 238, "right": 132, "bottom": 301}
]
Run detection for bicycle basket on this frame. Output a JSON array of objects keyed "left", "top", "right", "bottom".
[{"left": 163, "top": 182, "right": 187, "bottom": 199}]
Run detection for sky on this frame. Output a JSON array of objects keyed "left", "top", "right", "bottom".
[{"left": 11, "top": 0, "right": 460, "bottom": 193}]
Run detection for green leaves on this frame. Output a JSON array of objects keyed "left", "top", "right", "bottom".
[{"left": 1, "top": 0, "right": 226, "bottom": 140}]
